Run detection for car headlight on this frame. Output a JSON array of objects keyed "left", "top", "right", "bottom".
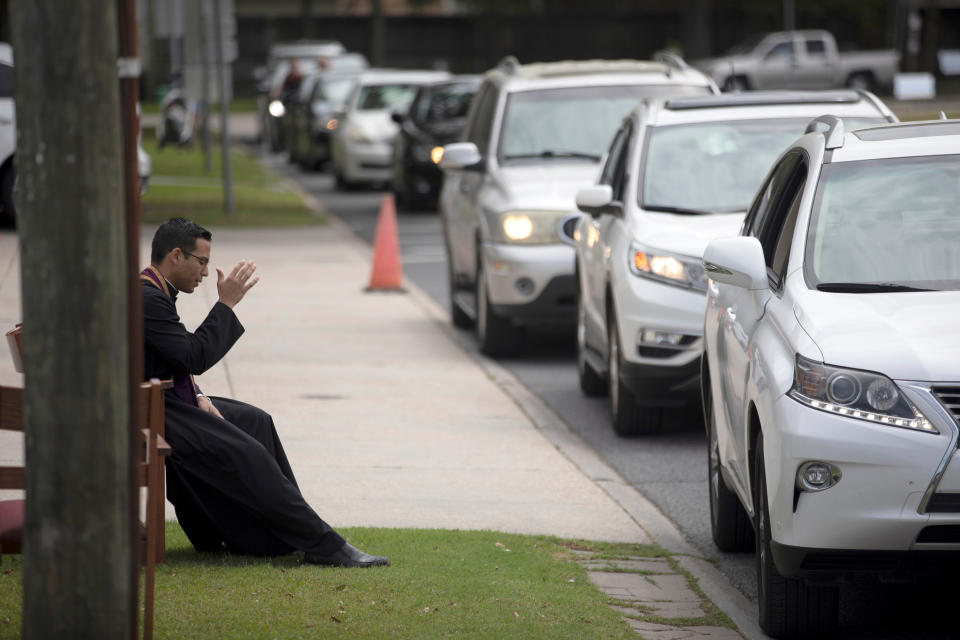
[
  {"left": 628, "top": 243, "right": 707, "bottom": 291},
  {"left": 487, "top": 210, "right": 569, "bottom": 245},
  {"left": 347, "top": 124, "right": 374, "bottom": 144},
  {"left": 268, "top": 100, "right": 285, "bottom": 118},
  {"left": 789, "top": 355, "right": 937, "bottom": 433}
]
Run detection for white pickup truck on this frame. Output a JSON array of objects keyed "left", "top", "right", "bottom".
[{"left": 694, "top": 30, "right": 899, "bottom": 93}]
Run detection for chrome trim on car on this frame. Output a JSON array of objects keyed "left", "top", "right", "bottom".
[{"left": 899, "top": 382, "right": 960, "bottom": 514}]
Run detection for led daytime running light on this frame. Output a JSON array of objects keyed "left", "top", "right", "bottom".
[{"left": 789, "top": 392, "right": 937, "bottom": 432}]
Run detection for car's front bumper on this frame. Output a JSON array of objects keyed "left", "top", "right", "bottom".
[
  {"left": 764, "top": 387, "right": 960, "bottom": 576},
  {"left": 612, "top": 272, "right": 706, "bottom": 402},
  {"left": 482, "top": 242, "right": 576, "bottom": 326},
  {"left": 342, "top": 139, "right": 393, "bottom": 182}
]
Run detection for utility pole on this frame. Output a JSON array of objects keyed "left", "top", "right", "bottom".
[
  {"left": 371, "top": 0, "right": 385, "bottom": 67},
  {"left": 200, "top": 0, "right": 213, "bottom": 173},
  {"left": 212, "top": 0, "right": 234, "bottom": 216},
  {"left": 10, "top": 0, "right": 133, "bottom": 638}
]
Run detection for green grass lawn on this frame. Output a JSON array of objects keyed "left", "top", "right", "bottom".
[
  {"left": 0, "top": 524, "right": 643, "bottom": 639},
  {"left": 141, "top": 136, "right": 322, "bottom": 228},
  {"left": 141, "top": 98, "right": 259, "bottom": 115}
]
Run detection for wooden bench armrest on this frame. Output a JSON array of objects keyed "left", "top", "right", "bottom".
[{"left": 0, "top": 466, "right": 25, "bottom": 490}]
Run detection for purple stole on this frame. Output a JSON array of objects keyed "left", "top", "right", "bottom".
[{"left": 140, "top": 266, "right": 200, "bottom": 407}]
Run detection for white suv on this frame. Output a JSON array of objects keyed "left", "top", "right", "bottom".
[
  {"left": 573, "top": 91, "right": 895, "bottom": 435},
  {"left": 439, "top": 56, "right": 717, "bottom": 356},
  {"left": 702, "top": 117, "right": 960, "bottom": 637}
]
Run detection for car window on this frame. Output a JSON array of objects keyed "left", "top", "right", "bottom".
[
  {"left": 498, "top": 84, "right": 707, "bottom": 165},
  {"left": 465, "top": 84, "right": 498, "bottom": 154},
  {"left": 599, "top": 124, "right": 629, "bottom": 187},
  {"left": 759, "top": 157, "right": 807, "bottom": 286},
  {"left": 805, "top": 39, "right": 827, "bottom": 57},
  {"left": 806, "top": 154, "right": 960, "bottom": 290},
  {"left": 745, "top": 152, "right": 801, "bottom": 240},
  {"left": 415, "top": 82, "right": 477, "bottom": 123},
  {"left": 642, "top": 118, "right": 819, "bottom": 213},
  {"left": 764, "top": 41, "right": 795, "bottom": 61},
  {"left": 356, "top": 84, "right": 419, "bottom": 112},
  {"left": 314, "top": 77, "right": 355, "bottom": 106},
  {"left": 610, "top": 123, "right": 634, "bottom": 202},
  {"left": 0, "top": 64, "right": 12, "bottom": 99}
]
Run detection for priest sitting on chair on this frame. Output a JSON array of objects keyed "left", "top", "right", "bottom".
[{"left": 141, "top": 217, "right": 388, "bottom": 568}]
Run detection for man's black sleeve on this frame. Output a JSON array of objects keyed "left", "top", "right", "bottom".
[{"left": 143, "top": 285, "right": 245, "bottom": 376}]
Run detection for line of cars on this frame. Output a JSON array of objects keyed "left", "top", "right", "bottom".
[
  {"left": 436, "top": 54, "right": 960, "bottom": 637},
  {"left": 261, "top": 43, "right": 481, "bottom": 211}
]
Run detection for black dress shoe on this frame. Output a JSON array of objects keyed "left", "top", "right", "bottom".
[{"left": 304, "top": 542, "right": 390, "bottom": 568}]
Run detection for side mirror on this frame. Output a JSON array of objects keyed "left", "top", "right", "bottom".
[
  {"left": 390, "top": 111, "right": 405, "bottom": 124},
  {"left": 439, "top": 142, "right": 483, "bottom": 171},
  {"left": 703, "top": 236, "right": 768, "bottom": 290},
  {"left": 575, "top": 184, "right": 618, "bottom": 217}
]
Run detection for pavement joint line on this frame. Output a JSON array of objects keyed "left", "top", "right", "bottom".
[{"left": 280, "top": 175, "right": 764, "bottom": 640}]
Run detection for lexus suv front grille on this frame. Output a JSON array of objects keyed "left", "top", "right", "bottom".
[{"left": 932, "top": 386, "right": 960, "bottom": 428}]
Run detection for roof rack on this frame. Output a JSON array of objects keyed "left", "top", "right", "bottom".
[
  {"left": 651, "top": 50, "right": 689, "bottom": 76},
  {"left": 805, "top": 115, "right": 845, "bottom": 149},
  {"left": 497, "top": 55, "right": 521, "bottom": 75},
  {"left": 853, "top": 89, "right": 898, "bottom": 123}
]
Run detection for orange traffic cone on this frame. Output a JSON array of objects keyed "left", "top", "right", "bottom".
[{"left": 366, "top": 194, "right": 405, "bottom": 292}]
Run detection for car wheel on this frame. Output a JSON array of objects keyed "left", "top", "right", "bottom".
[
  {"left": 476, "top": 256, "right": 523, "bottom": 357},
  {"left": 577, "top": 286, "right": 606, "bottom": 396},
  {"left": 0, "top": 166, "right": 15, "bottom": 228},
  {"left": 706, "top": 381, "right": 754, "bottom": 552},
  {"left": 608, "top": 311, "right": 661, "bottom": 436},
  {"left": 334, "top": 168, "right": 353, "bottom": 191},
  {"left": 448, "top": 248, "right": 472, "bottom": 329},
  {"left": 754, "top": 432, "right": 839, "bottom": 638}
]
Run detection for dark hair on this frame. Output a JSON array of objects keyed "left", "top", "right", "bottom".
[{"left": 151, "top": 217, "right": 212, "bottom": 264}]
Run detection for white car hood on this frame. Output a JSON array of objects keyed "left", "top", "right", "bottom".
[
  {"left": 496, "top": 163, "right": 599, "bottom": 212},
  {"left": 348, "top": 110, "right": 397, "bottom": 142},
  {"left": 633, "top": 211, "right": 745, "bottom": 258},
  {"left": 794, "top": 289, "right": 960, "bottom": 382}
]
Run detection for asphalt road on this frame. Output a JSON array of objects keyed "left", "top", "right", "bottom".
[{"left": 260, "top": 149, "right": 957, "bottom": 639}]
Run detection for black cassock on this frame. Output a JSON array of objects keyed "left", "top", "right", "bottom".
[{"left": 142, "top": 279, "right": 344, "bottom": 556}]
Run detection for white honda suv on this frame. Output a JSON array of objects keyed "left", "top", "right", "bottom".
[
  {"left": 574, "top": 91, "right": 894, "bottom": 435},
  {"left": 702, "top": 117, "right": 960, "bottom": 637},
  {"left": 439, "top": 55, "right": 717, "bottom": 356}
]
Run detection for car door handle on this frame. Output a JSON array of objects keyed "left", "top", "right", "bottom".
[{"left": 725, "top": 307, "right": 737, "bottom": 323}]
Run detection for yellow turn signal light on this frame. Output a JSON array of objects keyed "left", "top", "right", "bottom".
[{"left": 430, "top": 146, "right": 444, "bottom": 164}]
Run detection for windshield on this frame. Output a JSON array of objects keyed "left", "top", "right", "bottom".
[
  {"left": 316, "top": 77, "right": 355, "bottom": 106},
  {"left": 415, "top": 82, "right": 478, "bottom": 123},
  {"left": 641, "top": 117, "right": 885, "bottom": 213},
  {"left": 356, "top": 83, "right": 419, "bottom": 112},
  {"left": 806, "top": 154, "right": 960, "bottom": 291},
  {"left": 498, "top": 84, "right": 708, "bottom": 164}
]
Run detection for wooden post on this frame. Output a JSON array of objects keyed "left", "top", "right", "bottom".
[{"left": 9, "top": 1, "right": 133, "bottom": 638}]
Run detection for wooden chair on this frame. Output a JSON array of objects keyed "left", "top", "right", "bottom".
[{"left": 4, "top": 324, "right": 172, "bottom": 640}]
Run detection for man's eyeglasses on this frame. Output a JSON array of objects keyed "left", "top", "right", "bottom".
[{"left": 182, "top": 250, "right": 210, "bottom": 267}]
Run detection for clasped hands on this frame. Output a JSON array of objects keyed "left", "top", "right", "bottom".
[{"left": 217, "top": 260, "right": 259, "bottom": 308}]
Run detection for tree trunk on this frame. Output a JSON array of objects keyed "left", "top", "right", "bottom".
[{"left": 8, "top": 1, "right": 133, "bottom": 638}]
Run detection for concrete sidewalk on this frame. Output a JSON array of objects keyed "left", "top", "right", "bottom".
[{"left": 0, "top": 220, "right": 761, "bottom": 638}]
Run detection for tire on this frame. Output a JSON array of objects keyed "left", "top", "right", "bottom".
[
  {"left": 448, "top": 247, "right": 472, "bottom": 329},
  {"left": 845, "top": 72, "right": 875, "bottom": 92},
  {"left": 334, "top": 167, "right": 353, "bottom": 191},
  {"left": 607, "top": 311, "right": 661, "bottom": 436},
  {"left": 754, "top": 432, "right": 839, "bottom": 638},
  {"left": 576, "top": 285, "right": 606, "bottom": 396},
  {"left": 705, "top": 379, "right": 754, "bottom": 552},
  {"left": 476, "top": 256, "right": 523, "bottom": 357},
  {"left": 0, "top": 165, "right": 15, "bottom": 228}
]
